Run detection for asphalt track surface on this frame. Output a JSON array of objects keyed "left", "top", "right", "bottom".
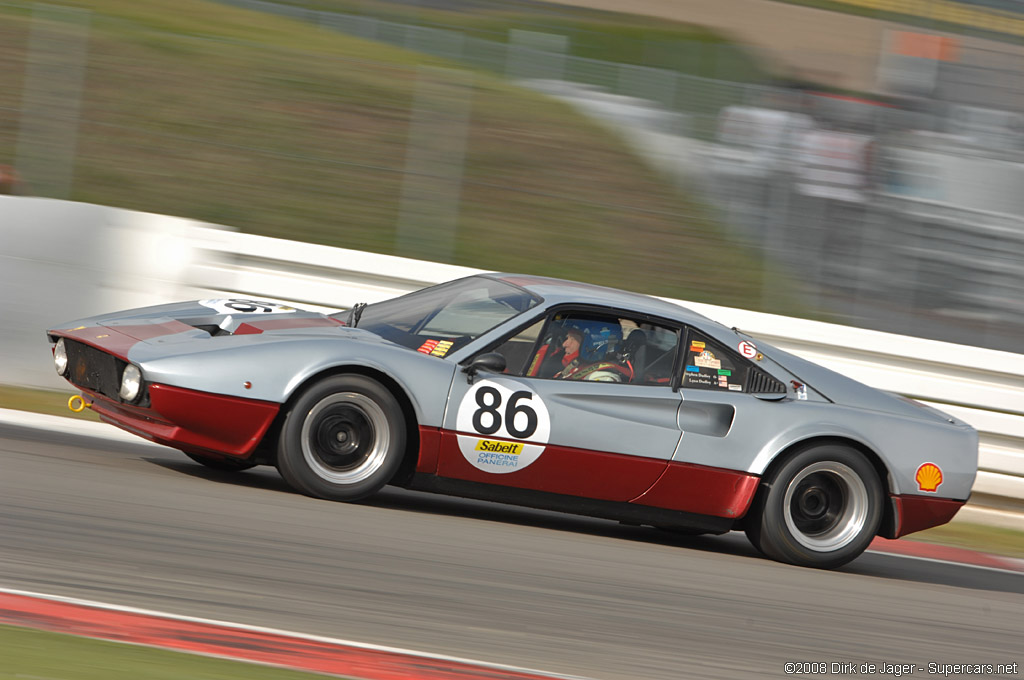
[{"left": 2, "top": 423, "right": 1022, "bottom": 680}]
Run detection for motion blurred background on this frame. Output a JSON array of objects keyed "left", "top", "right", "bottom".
[{"left": 3, "top": 0, "right": 1024, "bottom": 354}]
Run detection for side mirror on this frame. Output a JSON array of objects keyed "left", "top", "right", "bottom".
[{"left": 462, "top": 352, "right": 506, "bottom": 383}]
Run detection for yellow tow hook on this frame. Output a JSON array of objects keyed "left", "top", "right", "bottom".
[{"left": 68, "top": 395, "right": 91, "bottom": 413}]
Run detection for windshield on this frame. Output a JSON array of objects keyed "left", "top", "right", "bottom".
[{"left": 332, "top": 276, "right": 541, "bottom": 356}]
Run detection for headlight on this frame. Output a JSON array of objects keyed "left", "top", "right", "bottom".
[
  {"left": 119, "top": 364, "right": 142, "bottom": 402},
  {"left": 54, "top": 338, "right": 68, "bottom": 376}
]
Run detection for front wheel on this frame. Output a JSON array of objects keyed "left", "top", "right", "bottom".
[
  {"left": 745, "top": 444, "right": 883, "bottom": 569},
  {"left": 276, "top": 374, "right": 406, "bottom": 502}
]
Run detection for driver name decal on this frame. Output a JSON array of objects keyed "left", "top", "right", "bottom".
[{"left": 456, "top": 378, "right": 551, "bottom": 474}]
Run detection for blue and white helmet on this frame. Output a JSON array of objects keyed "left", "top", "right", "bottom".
[{"left": 561, "top": 320, "right": 621, "bottom": 362}]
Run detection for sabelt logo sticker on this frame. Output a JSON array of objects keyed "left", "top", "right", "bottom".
[
  {"left": 456, "top": 378, "right": 551, "bottom": 474},
  {"left": 475, "top": 439, "right": 524, "bottom": 455},
  {"left": 915, "top": 462, "right": 943, "bottom": 492},
  {"left": 199, "top": 299, "right": 297, "bottom": 315}
]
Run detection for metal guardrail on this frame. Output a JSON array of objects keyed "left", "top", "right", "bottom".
[
  {"left": 183, "top": 224, "right": 1024, "bottom": 512},
  {"left": 1, "top": 197, "right": 1021, "bottom": 510}
]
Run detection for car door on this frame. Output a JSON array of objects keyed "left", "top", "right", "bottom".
[
  {"left": 671, "top": 327, "right": 790, "bottom": 473},
  {"left": 437, "top": 309, "right": 685, "bottom": 502}
]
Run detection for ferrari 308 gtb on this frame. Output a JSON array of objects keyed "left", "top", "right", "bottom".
[{"left": 47, "top": 274, "right": 977, "bottom": 568}]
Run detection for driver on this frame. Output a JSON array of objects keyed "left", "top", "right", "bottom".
[
  {"left": 554, "top": 324, "right": 632, "bottom": 383},
  {"left": 552, "top": 326, "right": 584, "bottom": 379}
]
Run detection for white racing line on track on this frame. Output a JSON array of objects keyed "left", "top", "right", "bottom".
[
  {"left": 864, "top": 550, "right": 1024, "bottom": 576},
  {"left": 0, "top": 586, "right": 592, "bottom": 680},
  {"left": 0, "top": 407, "right": 169, "bottom": 448},
  {"left": 3, "top": 407, "right": 1021, "bottom": 576}
]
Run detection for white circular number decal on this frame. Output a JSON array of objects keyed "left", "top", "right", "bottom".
[
  {"left": 199, "top": 299, "right": 297, "bottom": 315},
  {"left": 455, "top": 379, "right": 551, "bottom": 474}
]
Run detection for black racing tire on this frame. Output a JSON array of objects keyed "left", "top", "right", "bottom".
[
  {"left": 184, "top": 452, "right": 258, "bottom": 471},
  {"left": 744, "top": 444, "right": 883, "bottom": 569},
  {"left": 276, "top": 374, "right": 406, "bottom": 502}
]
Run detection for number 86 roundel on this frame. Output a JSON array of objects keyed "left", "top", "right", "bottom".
[{"left": 455, "top": 379, "right": 552, "bottom": 474}]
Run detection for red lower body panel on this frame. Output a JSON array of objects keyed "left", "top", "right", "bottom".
[
  {"left": 632, "top": 463, "right": 760, "bottom": 518},
  {"left": 416, "top": 426, "right": 442, "bottom": 473},
  {"left": 433, "top": 430, "right": 759, "bottom": 517},
  {"left": 436, "top": 431, "right": 667, "bottom": 502},
  {"left": 890, "top": 494, "right": 965, "bottom": 538},
  {"left": 88, "top": 383, "right": 279, "bottom": 458}
]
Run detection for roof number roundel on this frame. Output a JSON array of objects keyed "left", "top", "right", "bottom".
[
  {"left": 199, "top": 299, "right": 297, "bottom": 315},
  {"left": 456, "top": 378, "right": 551, "bottom": 474}
]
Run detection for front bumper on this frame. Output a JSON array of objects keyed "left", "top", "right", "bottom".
[{"left": 81, "top": 383, "right": 279, "bottom": 458}]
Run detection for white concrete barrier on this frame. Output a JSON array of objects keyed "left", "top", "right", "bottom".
[
  {"left": 0, "top": 197, "right": 208, "bottom": 389},
  {"left": 3, "top": 197, "right": 1022, "bottom": 511}
]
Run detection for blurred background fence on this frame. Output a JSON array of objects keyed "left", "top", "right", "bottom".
[
  {"left": 3, "top": 0, "right": 1024, "bottom": 513},
  {"left": 4, "top": 194, "right": 1023, "bottom": 512},
  {"left": 215, "top": 0, "right": 768, "bottom": 137},
  {"left": 3, "top": 0, "right": 1024, "bottom": 356},
  {"left": 220, "top": 0, "right": 1024, "bottom": 353}
]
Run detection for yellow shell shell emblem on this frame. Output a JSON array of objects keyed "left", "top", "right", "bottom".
[{"left": 915, "top": 462, "right": 943, "bottom": 493}]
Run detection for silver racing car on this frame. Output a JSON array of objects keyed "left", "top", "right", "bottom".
[{"left": 47, "top": 273, "right": 978, "bottom": 568}]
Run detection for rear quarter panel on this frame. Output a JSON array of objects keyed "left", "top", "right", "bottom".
[{"left": 676, "top": 392, "right": 977, "bottom": 500}]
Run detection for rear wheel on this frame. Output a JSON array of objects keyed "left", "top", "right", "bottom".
[
  {"left": 276, "top": 375, "right": 406, "bottom": 502},
  {"left": 184, "top": 452, "right": 257, "bottom": 471},
  {"left": 745, "top": 444, "right": 883, "bottom": 569}
]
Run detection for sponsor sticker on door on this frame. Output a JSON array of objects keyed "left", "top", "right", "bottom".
[{"left": 456, "top": 378, "right": 551, "bottom": 474}]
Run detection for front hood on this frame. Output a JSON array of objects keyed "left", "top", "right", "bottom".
[
  {"left": 48, "top": 298, "right": 370, "bottom": 360},
  {"left": 54, "top": 299, "right": 332, "bottom": 332}
]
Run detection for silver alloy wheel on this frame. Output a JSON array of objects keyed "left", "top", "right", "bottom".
[
  {"left": 300, "top": 392, "right": 391, "bottom": 484},
  {"left": 782, "top": 460, "right": 869, "bottom": 552}
]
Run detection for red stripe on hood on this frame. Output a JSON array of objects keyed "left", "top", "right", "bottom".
[
  {"left": 57, "top": 321, "right": 195, "bottom": 360},
  {"left": 235, "top": 317, "right": 344, "bottom": 335},
  {"left": 108, "top": 320, "right": 197, "bottom": 341}
]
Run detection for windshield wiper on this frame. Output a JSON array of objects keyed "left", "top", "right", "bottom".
[{"left": 347, "top": 302, "right": 367, "bottom": 328}]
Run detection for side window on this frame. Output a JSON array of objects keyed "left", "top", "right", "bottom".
[
  {"left": 509, "top": 311, "right": 679, "bottom": 385},
  {"left": 681, "top": 331, "right": 750, "bottom": 392},
  {"left": 490, "top": 319, "right": 545, "bottom": 376},
  {"left": 633, "top": 322, "right": 679, "bottom": 386}
]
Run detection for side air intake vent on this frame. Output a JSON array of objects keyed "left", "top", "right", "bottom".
[{"left": 748, "top": 369, "right": 786, "bottom": 394}]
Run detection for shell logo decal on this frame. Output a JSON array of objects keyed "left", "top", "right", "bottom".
[{"left": 915, "top": 462, "right": 943, "bottom": 493}]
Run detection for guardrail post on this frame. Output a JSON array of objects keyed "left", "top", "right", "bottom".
[
  {"left": 395, "top": 67, "right": 473, "bottom": 263},
  {"left": 15, "top": 4, "right": 90, "bottom": 200}
]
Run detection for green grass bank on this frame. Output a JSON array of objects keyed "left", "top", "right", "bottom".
[{"left": 0, "top": 0, "right": 795, "bottom": 312}]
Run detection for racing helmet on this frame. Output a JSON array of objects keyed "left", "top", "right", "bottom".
[{"left": 560, "top": 319, "right": 621, "bottom": 363}]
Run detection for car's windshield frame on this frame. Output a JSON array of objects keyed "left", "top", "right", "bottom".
[{"left": 331, "top": 276, "right": 542, "bottom": 356}]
